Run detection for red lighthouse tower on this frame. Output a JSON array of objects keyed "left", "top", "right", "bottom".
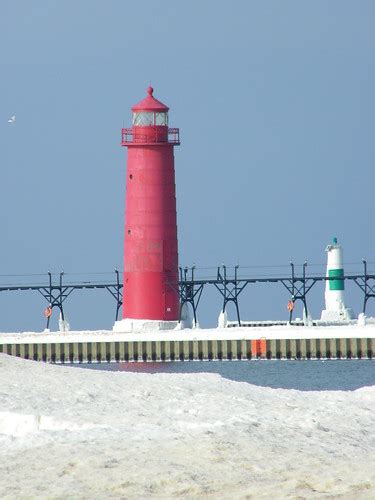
[{"left": 114, "top": 87, "right": 180, "bottom": 332}]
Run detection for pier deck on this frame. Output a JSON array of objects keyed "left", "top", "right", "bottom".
[{"left": 1, "top": 325, "right": 374, "bottom": 363}]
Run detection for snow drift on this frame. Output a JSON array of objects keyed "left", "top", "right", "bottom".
[{"left": 0, "top": 354, "right": 374, "bottom": 498}]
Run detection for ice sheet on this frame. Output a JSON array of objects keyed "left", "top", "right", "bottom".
[{"left": 0, "top": 354, "right": 374, "bottom": 498}]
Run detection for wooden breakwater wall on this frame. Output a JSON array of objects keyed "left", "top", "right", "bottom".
[{"left": 0, "top": 337, "right": 374, "bottom": 363}]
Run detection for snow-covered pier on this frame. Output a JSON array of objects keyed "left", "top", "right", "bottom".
[{"left": 0, "top": 325, "right": 374, "bottom": 363}]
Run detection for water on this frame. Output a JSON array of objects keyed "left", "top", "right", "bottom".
[{"left": 73, "top": 359, "right": 375, "bottom": 392}]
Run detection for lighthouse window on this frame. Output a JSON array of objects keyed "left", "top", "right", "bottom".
[
  {"left": 132, "top": 112, "right": 168, "bottom": 126},
  {"left": 133, "top": 112, "right": 154, "bottom": 126},
  {"left": 155, "top": 112, "right": 168, "bottom": 125}
]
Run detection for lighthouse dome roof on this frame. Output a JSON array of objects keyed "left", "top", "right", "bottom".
[{"left": 131, "top": 86, "right": 169, "bottom": 112}]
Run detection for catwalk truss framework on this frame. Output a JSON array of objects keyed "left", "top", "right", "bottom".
[{"left": 0, "top": 262, "right": 374, "bottom": 329}]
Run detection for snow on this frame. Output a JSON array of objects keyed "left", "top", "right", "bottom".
[
  {"left": 0, "top": 354, "right": 374, "bottom": 498},
  {"left": 0, "top": 323, "right": 375, "bottom": 344}
]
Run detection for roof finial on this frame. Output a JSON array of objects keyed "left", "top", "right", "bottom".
[{"left": 147, "top": 85, "right": 154, "bottom": 96}]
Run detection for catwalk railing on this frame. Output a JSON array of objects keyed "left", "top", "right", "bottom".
[
  {"left": 121, "top": 127, "right": 180, "bottom": 145},
  {"left": 0, "top": 261, "right": 374, "bottom": 329}
]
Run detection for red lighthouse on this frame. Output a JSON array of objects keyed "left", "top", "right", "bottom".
[{"left": 114, "top": 87, "right": 180, "bottom": 332}]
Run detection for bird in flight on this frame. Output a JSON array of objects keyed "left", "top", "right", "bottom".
[{"left": 8, "top": 115, "right": 16, "bottom": 124}]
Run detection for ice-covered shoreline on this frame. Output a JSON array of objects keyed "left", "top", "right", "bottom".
[{"left": 0, "top": 354, "right": 374, "bottom": 498}]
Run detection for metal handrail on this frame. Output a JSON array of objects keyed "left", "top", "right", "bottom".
[{"left": 121, "top": 127, "right": 180, "bottom": 145}]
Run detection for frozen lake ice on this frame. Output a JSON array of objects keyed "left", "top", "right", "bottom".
[{"left": 1, "top": 354, "right": 374, "bottom": 498}]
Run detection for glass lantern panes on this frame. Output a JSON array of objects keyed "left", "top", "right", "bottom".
[
  {"left": 133, "top": 112, "right": 154, "bottom": 126},
  {"left": 132, "top": 112, "right": 168, "bottom": 126},
  {"left": 155, "top": 112, "right": 168, "bottom": 125}
]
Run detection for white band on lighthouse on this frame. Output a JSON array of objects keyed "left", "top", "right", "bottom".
[{"left": 320, "top": 237, "right": 354, "bottom": 322}]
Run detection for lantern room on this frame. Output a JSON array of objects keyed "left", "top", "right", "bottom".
[
  {"left": 121, "top": 86, "right": 179, "bottom": 145},
  {"left": 132, "top": 86, "right": 169, "bottom": 126}
]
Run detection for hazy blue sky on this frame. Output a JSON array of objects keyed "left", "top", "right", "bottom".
[{"left": 1, "top": 0, "right": 374, "bottom": 330}]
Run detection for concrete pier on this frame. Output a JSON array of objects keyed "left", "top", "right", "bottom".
[{"left": 0, "top": 336, "right": 373, "bottom": 363}]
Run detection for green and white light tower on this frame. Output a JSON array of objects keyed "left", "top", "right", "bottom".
[{"left": 320, "top": 238, "right": 354, "bottom": 322}]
